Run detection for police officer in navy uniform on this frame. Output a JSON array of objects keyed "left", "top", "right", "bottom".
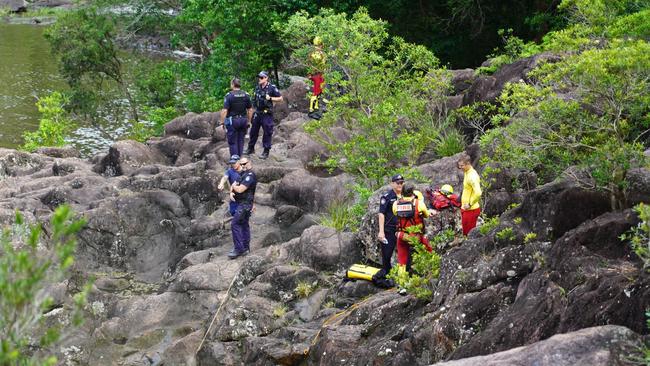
[
  {"left": 220, "top": 78, "right": 253, "bottom": 157},
  {"left": 244, "top": 71, "right": 283, "bottom": 160},
  {"left": 228, "top": 157, "right": 257, "bottom": 259},
  {"left": 376, "top": 174, "right": 405, "bottom": 277}
]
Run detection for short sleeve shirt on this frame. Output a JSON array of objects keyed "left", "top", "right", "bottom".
[
  {"left": 224, "top": 90, "right": 252, "bottom": 117},
  {"left": 254, "top": 83, "right": 282, "bottom": 111},
  {"left": 234, "top": 170, "right": 257, "bottom": 204},
  {"left": 379, "top": 189, "right": 399, "bottom": 230}
]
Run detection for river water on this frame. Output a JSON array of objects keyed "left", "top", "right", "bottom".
[
  {"left": 0, "top": 23, "right": 66, "bottom": 149},
  {"left": 0, "top": 22, "right": 154, "bottom": 156}
]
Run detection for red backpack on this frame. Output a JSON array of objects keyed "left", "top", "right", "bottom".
[{"left": 428, "top": 189, "right": 461, "bottom": 210}]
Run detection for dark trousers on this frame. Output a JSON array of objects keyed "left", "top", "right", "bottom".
[
  {"left": 226, "top": 116, "right": 248, "bottom": 156},
  {"left": 228, "top": 201, "right": 238, "bottom": 216},
  {"left": 231, "top": 203, "right": 252, "bottom": 253},
  {"left": 248, "top": 112, "right": 274, "bottom": 150},
  {"left": 380, "top": 228, "right": 397, "bottom": 276}
]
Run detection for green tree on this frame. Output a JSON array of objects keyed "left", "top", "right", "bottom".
[
  {"left": 480, "top": 39, "right": 649, "bottom": 208},
  {"left": 0, "top": 205, "right": 88, "bottom": 365},
  {"left": 21, "top": 92, "right": 73, "bottom": 152},
  {"left": 281, "top": 8, "right": 456, "bottom": 188},
  {"left": 45, "top": 7, "right": 138, "bottom": 122}
]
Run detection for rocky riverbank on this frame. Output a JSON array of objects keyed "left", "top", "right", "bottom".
[{"left": 1, "top": 66, "right": 648, "bottom": 365}]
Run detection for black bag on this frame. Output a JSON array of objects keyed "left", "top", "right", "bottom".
[{"left": 395, "top": 198, "right": 416, "bottom": 219}]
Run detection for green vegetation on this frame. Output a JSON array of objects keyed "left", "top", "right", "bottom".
[
  {"left": 295, "top": 281, "right": 315, "bottom": 299},
  {"left": 524, "top": 232, "right": 538, "bottom": 244},
  {"left": 620, "top": 203, "right": 650, "bottom": 272},
  {"left": 479, "top": 216, "right": 500, "bottom": 235},
  {"left": 21, "top": 92, "right": 73, "bottom": 152},
  {"left": 513, "top": 217, "right": 523, "bottom": 225},
  {"left": 475, "top": 0, "right": 650, "bottom": 208},
  {"left": 272, "top": 305, "right": 288, "bottom": 318},
  {"left": 387, "top": 224, "right": 441, "bottom": 300},
  {"left": 282, "top": 8, "right": 457, "bottom": 188},
  {"left": 495, "top": 227, "right": 515, "bottom": 242},
  {"left": 0, "top": 205, "right": 88, "bottom": 365},
  {"left": 319, "top": 185, "right": 372, "bottom": 232}
]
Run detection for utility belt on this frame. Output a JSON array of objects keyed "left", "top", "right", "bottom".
[
  {"left": 227, "top": 114, "right": 246, "bottom": 118},
  {"left": 255, "top": 109, "right": 272, "bottom": 115}
]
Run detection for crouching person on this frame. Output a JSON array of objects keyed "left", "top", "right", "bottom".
[{"left": 392, "top": 183, "right": 433, "bottom": 273}]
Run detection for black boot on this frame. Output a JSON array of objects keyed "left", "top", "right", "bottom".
[
  {"left": 259, "top": 148, "right": 270, "bottom": 160},
  {"left": 244, "top": 146, "right": 255, "bottom": 156}
]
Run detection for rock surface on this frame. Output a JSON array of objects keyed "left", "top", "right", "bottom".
[
  {"left": 4, "top": 77, "right": 647, "bottom": 365},
  {"left": 433, "top": 325, "right": 644, "bottom": 366}
]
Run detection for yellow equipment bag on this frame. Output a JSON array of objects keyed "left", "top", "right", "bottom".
[{"left": 346, "top": 264, "right": 380, "bottom": 281}]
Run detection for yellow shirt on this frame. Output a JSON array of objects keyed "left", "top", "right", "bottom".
[
  {"left": 462, "top": 167, "right": 482, "bottom": 210},
  {"left": 392, "top": 190, "right": 429, "bottom": 218}
]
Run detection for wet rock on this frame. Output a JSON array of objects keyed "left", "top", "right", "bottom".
[
  {"left": 164, "top": 112, "right": 219, "bottom": 140},
  {"left": 436, "top": 325, "right": 644, "bottom": 366}
]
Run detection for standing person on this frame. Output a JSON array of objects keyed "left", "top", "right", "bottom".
[
  {"left": 307, "top": 36, "right": 326, "bottom": 120},
  {"left": 217, "top": 154, "right": 242, "bottom": 216},
  {"left": 245, "top": 71, "right": 283, "bottom": 160},
  {"left": 228, "top": 157, "right": 257, "bottom": 259},
  {"left": 458, "top": 154, "right": 482, "bottom": 236},
  {"left": 392, "top": 183, "right": 433, "bottom": 273},
  {"left": 376, "top": 174, "right": 404, "bottom": 279},
  {"left": 220, "top": 78, "right": 253, "bottom": 157}
]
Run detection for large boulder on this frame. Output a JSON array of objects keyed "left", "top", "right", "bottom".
[
  {"left": 281, "top": 80, "right": 310, "bottom": 114},
  {"left": 0, "top": 0, "right": 26, "bottom": 12},
  {"left": 93, "top": 140, "right": 169, "bottom": 177},
  {"left": 164, "top": 112, "right": 219, "bottom": 140},
  {"left": 273, "top": 169, "right": 355, "bottom": 212},
  {"left": 462, "top": 53, "right": 562, "bottom": 106},
  {"left": 435, "top": 325, "right": 644, "bottom": 366},
  {"left": 290, "top": 225, "right": 360, "bottom": 271}
]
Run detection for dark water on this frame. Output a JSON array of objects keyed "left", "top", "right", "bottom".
[
  {"left": 0, "top": 23, "right": 157, "bottom": 156},
  {"left": 0, "top": 23, "right": 66, "bottom": 149}
]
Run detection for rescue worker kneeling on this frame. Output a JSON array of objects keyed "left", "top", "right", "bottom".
[{"left": 392, "top": 183, "right": 433, "bottom": 272}]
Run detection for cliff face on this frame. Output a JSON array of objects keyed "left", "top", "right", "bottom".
[{"left": 2, "top": 76, "right": 648, "bottom": 365}]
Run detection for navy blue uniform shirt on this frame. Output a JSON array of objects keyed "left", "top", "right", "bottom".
[
  {"left": 224, "top": 90, "right": 252, "bottom": 117},
  {"left": 253, "top": 83, "right": 281, "bottom": 112},
  {"left": 379, "top": 189, "right": 399, "bottom": 230},
  {"left": 234, "top": 170, "right": 257, "bottom": 204}
]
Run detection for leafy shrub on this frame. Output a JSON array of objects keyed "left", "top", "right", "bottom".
[
  {"left": 387, "top": 224, "right": 441, "bottom": 300},
  {"left": 281, "top": 8, "right": 452, "bottom": 188},
  {"left": 22, "top": 92, "right": 73, "bottom": 152},
  {"left": 272, "top": 305, "right": 287, "bottom": 318},
  {"left": 0, "top": 205, "right": 89, "bottom": 364},
  {"left": 319, "top": 200, "right": 356, "bottom": 233},
  {"left": 524, "top": 232, "right": 538, "bottom": 243},
  {"left": 295, "top": 281, "right": 315, "bottom": 299},
  {"left": 435, "top": 128, "right": 466, "bottom": 157},
  {"left": 514, "top": 217, "right": 523, "bottom": 225},
  {"left": 479, "top": 216, "right": 500, "bottom": 235},
  {"left": 495, "top": 227, "right": 515, "bottom": 241},
  {"left": 128, "top": 106, "right": 180, "bottom": 142},
  {"left": 620, "top": 203, "right": 650, "bottom": 272}
]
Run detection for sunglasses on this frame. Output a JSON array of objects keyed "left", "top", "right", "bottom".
[
  {"left": 258, "top": 76, "right": 267, "bottom": 79},
  {"left": 240, "top": 161, "right": 249, "bottom": 166},
  {"left": 394, "top": 181, "right": 404, "bottom": 185}
]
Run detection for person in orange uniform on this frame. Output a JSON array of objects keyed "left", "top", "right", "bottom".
[
  {"left": 392, "top": 182, "right": 433, "bottom": 272},
  {"left": 458, "top": 154, "right": 482, "bottom": 235}
]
